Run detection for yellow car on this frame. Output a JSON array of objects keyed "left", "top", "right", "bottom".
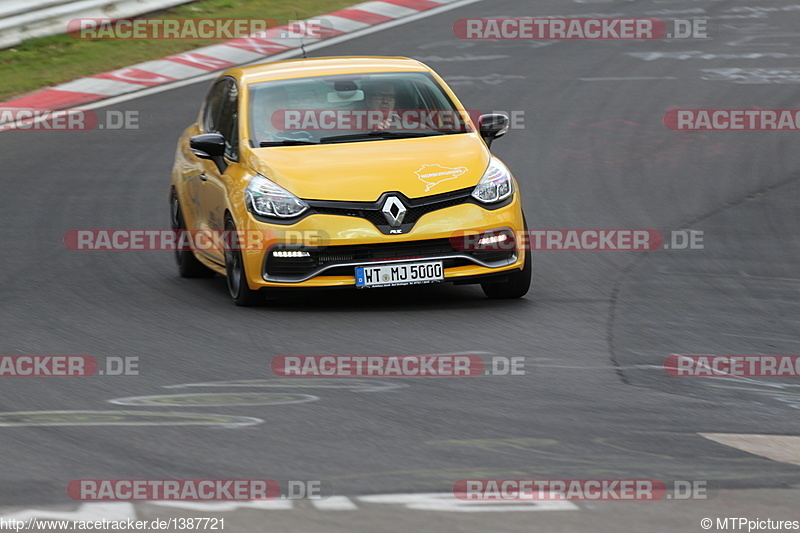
[{"left": 170, "top": 56, "right": 530, "bottom": 305}]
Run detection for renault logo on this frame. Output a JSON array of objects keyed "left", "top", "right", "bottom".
[{"left": 381, "top": 196, "right": 407, "bottom": 227}]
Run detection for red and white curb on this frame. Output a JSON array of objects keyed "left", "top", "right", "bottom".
[{"left": 0, "top": 0, "right": 465, "bottom": 112}]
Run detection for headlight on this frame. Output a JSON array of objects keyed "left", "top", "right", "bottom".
[
  {"left": 471, "top": 158, "right": 514, "bottom": 204},
  {"left": 246, "top": 175, "right": 309, "bottom": 218}
]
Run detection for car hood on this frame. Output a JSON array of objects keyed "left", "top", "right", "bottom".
[{"left": 246, "top": 133, "right": 491, "bottom": 202}]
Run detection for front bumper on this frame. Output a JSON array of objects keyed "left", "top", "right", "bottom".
[{"left": 239, "top": 194, "right": 526, "bottom": 289}]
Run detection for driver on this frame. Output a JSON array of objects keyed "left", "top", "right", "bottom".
[{"left": 363, "top": 81, "right": 399, "bottom": 131}]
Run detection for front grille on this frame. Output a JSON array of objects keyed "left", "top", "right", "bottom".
[
  {"left": 312, "top": 196, "right": 469, "bottom": 228},
  {"left": 403, "top": 197, "right": 467, "bottom": 224},
  {"left": 264, "top": 238, "right": 515, "bottom": 281},
  {"left": 306, "top": 188, "right": 474, "bottom": 235},
  {"left": 312, "top": 206, "right": 387, "bottom": 227}
]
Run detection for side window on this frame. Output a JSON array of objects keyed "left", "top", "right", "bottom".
[
  {"left": 218, "top": 81, "right": 239, "bottom": 161},
  {"left": 203, "top": 80, "right": 228, "bottom": 133}
]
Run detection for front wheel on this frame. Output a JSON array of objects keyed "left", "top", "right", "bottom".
[{"left": 224, "top": 215, "right": 264, "bottom": 307}]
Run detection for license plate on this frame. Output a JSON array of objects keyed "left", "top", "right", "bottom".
[{"left": 355, "top": 261, "right": 444, "bottom": 288}]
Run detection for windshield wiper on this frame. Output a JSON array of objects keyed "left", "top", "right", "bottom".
[
  {"left": 319, "top": 131, "right": 447, "bottom": 143},
  {"left": 260, "top": 139, "right": 318, "bottom": 146}
]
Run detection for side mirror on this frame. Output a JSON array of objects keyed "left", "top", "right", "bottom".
[
  {"left": 190, "top": 133, "right": 227, "bottom": 172},
  {"left": 190, "top": 133, "right": 225, "bottom": 159},
  {"left": 478, "top": 114, "right": 510, "bottom": 148}
]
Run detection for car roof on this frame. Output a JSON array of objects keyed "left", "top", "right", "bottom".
[{"left": 224, "top": 56, "right": 432, "bottom": 84}]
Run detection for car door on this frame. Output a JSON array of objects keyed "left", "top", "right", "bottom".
[{"left": 196, "top": 77, "right": 240, "bottom": 266}]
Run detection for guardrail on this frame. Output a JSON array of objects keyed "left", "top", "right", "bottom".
[{"left": 0, "top": 0, "right": 193, "bottom": 49}]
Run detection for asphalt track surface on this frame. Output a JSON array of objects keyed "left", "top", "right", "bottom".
[{"left": 2, "top": 0, "right": 800, "bottom": 531}]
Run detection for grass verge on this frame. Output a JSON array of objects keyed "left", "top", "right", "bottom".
[{"left": 0, "top": 0, "right": 357, "bottom": 102}]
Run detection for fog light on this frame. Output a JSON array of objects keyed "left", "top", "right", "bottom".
[
  {"left": 478, "top": 234, "right": 509, "bottom": 246},
  {"left": 272, "top": 250, "right": 311, "bottom": 258}
]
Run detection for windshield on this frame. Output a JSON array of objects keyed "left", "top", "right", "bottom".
[{"left": 248, "top": 72, "right": 472, "bottom": 146}]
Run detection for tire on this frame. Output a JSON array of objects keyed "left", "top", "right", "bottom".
[
  {"left": 224, "top": 215, "right": 264, "bottom": 307},
  {"left": 171, "top": 192, "right": 215, "bottom": 278},
  {"left": 481, "top": 219, "right": 532, "bottom": 299}
]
